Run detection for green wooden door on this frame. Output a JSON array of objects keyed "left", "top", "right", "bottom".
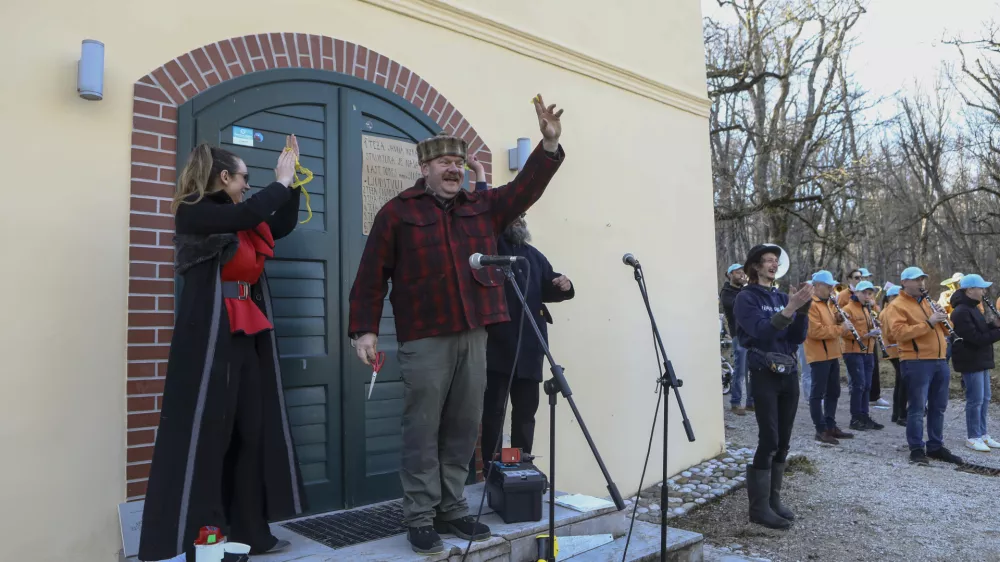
[
  {"left": 179, "top": 69, "right": 455, "bottom": 513},
  {"left": 187, "top": 81, "right": 345, "bottom": 513},
  {"left": 339, "top": 89, "right": 447, "bottom": 506}
]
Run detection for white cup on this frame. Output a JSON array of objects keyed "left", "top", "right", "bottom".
[{"left": 223, "top": 543, "right": 251, "bottom": 554}]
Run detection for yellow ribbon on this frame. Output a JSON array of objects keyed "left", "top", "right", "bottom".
[{"left": 284, "top": 147, "right": 314, "bottom": 224}]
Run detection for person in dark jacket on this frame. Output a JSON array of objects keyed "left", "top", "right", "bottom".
[
  {"left": 471, "top": 157, "right": 575, "bottom": 464},
  {"left": 721, "top": 264, "right": 753, "bottom": 414},
  {"left": 949, "top": 274, "right": 1000, "bottom": 453},
  {"left": 734, "top": 244, "right": 812, "bottom": 530},
  {"left": 139, "top": 139, "right": 306, "bottom": 562}
]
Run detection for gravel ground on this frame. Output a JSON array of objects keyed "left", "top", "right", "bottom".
[{"left": 676, "top": 382, "right": 1000, "bottom": 562}]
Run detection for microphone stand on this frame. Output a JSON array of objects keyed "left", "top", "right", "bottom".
[
  {"left": 497, "top": 263, "right": 626, "bottom": 562},
  {"left": 627, "top": 260, "right": 695, "bottom": 560}
]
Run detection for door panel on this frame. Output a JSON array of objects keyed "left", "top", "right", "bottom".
[
  {"left": 339, "top": 90, "right": 444, "bottom": 506},
  {"left": 193, "top": 81, "right": 344, "bottom": 514}
]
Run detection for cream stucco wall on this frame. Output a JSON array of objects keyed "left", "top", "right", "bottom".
[{"left": 0, "top": 1, "right": 718, "bottom": 560}]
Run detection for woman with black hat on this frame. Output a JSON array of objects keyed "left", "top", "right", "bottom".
[{"left": 733, "top": 244, "right": 813, "bottom": 530}]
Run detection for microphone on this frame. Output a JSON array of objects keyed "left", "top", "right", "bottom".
[
  {"left": 469, "top": 253, "right": 524, "bottom": 270},
  {"left": 623, "top": 253, "right": 640, "bottom": 268}
]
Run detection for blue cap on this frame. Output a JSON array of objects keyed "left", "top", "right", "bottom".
[
  {"left": 901, "top": 267, "right": 928, "bottom": 281},
  {"left": 855, "top": 281, "right": 876, "bottom": 292},
  {"left": 960, "top": 274, "right": 993, "bottom": 289},
  {"left": 887, "top": 286, "right": 901, "bottom": 296},
  {"left": 727, "top": 263, "right": 743, "bottom": 275},
  {"left": 811, "top": 270, "right": 837, "bottom": 286},
  {"left": 859, "top": 268, "right": 872, "bottom": 277}
]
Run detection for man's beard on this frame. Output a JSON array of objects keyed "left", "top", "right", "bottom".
[{"left": 503, "top": 223, "right": 531, "bottom": 245}]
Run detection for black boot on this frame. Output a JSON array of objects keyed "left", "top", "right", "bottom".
[
  {"left": 746, "top": 466, "right": 792, "bottom": 529},
  {"left": 769, "top": 462, "right": 795, "bottom": 521}
]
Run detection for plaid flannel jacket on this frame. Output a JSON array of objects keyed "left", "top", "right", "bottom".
[{"left": 348, "top": 141, "right": 565, "bottom": 342}]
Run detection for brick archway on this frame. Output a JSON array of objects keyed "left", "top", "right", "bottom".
[{"left": 126, "top": 33, "right": 493, "bottom": 500}]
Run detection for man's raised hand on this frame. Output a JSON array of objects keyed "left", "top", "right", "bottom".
[{"left": 533, "top": 94, "right": 563, "bottom": 151}]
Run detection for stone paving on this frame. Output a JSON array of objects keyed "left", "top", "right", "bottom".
[{"left": 620, "top": 445, "right": 754, "bottom": 523}]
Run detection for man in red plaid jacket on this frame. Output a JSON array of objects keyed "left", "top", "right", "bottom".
[{"left": 348, "top": 95, "right": 565, "bottom": 554}]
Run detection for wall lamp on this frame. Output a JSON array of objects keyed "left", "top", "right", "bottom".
[
  {"left": 508, "top": 137, "right": 531, "bottom": 172},
  {"left": 78, "top": 39, "right": 104, "bottom": 101}
]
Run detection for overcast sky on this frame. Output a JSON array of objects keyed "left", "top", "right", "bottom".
[{"left": 699, "top": 0, "right": 999, "bottom": 104}]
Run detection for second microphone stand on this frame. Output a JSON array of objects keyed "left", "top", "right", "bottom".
[
  {"left": 627, "top": 259, "right": 695, "bottom": 560},
  {"left": 497, "top": 262, "right": 626, "bottom": 562}
]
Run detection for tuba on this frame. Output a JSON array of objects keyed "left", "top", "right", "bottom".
[{"left": 764, "top": 243, "right": 790, "bottom": 279}]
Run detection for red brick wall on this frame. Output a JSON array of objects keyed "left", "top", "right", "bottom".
[{"left": 127, "top": 33, "right": 493, "bottom": 500}]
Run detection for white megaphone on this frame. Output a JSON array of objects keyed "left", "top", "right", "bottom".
[{"left": 765, "top": 243, "right": 790, "bottom": 279}]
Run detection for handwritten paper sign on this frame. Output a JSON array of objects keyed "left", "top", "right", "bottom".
[
  {"left": 361, "top": 134, "right": 422, "bottom": 235},
  {"left": 118, "top": 500, "right": 144, "bottom": 557}
]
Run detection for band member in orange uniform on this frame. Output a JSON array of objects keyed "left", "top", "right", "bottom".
[
  {"left": 840, "top": 281, "right": 884, "bottom": 431},
  {"left": 804, "top": 270, "right": 854, "bottom": 445}
]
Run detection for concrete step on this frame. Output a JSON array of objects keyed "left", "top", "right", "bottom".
[
  {"left": 566, "top": 521, "right": 703, "bottom": 562},
  {"left": 702, "top": 544, "right": 773, "bottom": 562},
  {"left": 251, "top": 485, "right": 629, "bottom": 562}
]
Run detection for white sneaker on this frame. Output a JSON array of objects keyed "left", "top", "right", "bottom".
[
  {"left": 983, "top": 435, "right": 1000, "bottom": 448},
  {"left": 966, "top": 438, "right": 991, "bottom": 452},
  {"left": 876, "top": 397, "right": 891, "bottom": 407}
]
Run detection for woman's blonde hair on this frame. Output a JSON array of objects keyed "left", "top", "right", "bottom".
[{"left": 172, "top": 143, "right": 240, "bottom": 213}]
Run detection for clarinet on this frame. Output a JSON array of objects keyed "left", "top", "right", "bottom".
[
  {"left": 832, "top": 298, "right": 868, "bottom": 352},
  {"left": 985, "top": 295, "right": 1000, "bottom": 321},
  {"left": 920, "top": 288, "right": 961, "bottom": 342},
  {"left": 865, "top": 303, "right": 890, "bottom": 358}
]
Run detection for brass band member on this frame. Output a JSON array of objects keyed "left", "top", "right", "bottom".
[
  {"left": 881, "top": 286, "right": 907, "bottom": 426},
  {"left": 889, "top": 267, "right": 964, "bottom": 465},
  {"left": 949, "top": 274, "right": 1000, "bottom": 452},
  {"left": 841, "top": 281, "right": 885, "bottom": 431},
  {"left": 804, "top": 271, "right": 855, "bottom": 445}
]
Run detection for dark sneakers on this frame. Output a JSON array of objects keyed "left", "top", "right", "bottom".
[
  {"left": 910, "top": 448, "right": 930, "bottom": 465},
  {"left": 407, "top": 526, "right": 444, "bottom": 554},
  {"left": 864, "top": 415, "right": 885, "bottom": 430},
  {"left": 433, "top": 516, "right": 491, "bottom": 541},
  {"left": 830, "top": 426, "right": 854, "bottom": 439},
  {"left": 849, "top": 418, "right": 868, "bottom": 431},
  {"left": 928, "top": 447, "right": 964, "bottom": 465}
]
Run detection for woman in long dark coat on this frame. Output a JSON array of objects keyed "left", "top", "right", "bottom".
[{"left": 138, "top": 139, "right": 307, "bottom": 561}]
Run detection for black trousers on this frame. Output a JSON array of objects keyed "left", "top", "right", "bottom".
[
  {"left": 890, "top": 358, "right": 908, "bottom": 421},
  {"left": 481, "top": 369, "right": 541, "bottom": 463},
  {"left": 217, "top": 334, "right": 276, "bottom": 552},
  {"left": 750, "top": 368, "right": 799, "bottom": 469},
  {"left": 870, "top": 352, "right": 882, "bottom": 401}
]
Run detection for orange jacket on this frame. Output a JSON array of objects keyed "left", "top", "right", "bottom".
[
  {"left": 836, "top": 288, "right": 853, "bottom": 308},
  {"left": 837, "top": 287, "right": 881, "bottom": 312},
  {"left": 880, "top": 301, "right": 900, "bottom": 359},
  {"left": 841, "top": 298, "right": 877, "bottom": 354},
  {"left": 888, "top": 290, "right": 949, "bottom": 360},
  {"left": 805, "top": 296, "right": 847, "bottom": 363}
]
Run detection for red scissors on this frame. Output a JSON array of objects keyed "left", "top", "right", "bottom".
[{"left": 367, "top": 351, "right": 386, "bottom": 400}]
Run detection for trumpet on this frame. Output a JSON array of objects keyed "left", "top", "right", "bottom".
[
  {"left": 920, "top": 288, "right": 961, "bottom": 342},
  {"left": 832, "top": 298, "right": 867, "bottom": 352},
  {"left": 864, "top": 302, "right": 890, "bottom": 358}
]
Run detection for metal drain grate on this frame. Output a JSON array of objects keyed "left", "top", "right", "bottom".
[
  {"left": 956, "top": 462, "right": 1000, "bottom": 477},
  {"left": 280, "top": 500, "right": 407, "bottom": 549}
]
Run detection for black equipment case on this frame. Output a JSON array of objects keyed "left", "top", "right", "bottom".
[{"left": 485, "top": 461, "right": 548, "bottom": 524}]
